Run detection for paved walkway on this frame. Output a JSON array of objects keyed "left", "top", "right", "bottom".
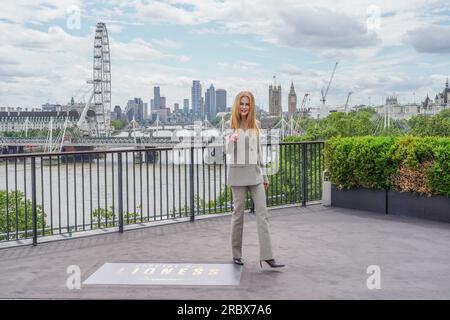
[{"left": 1, "top": 205, "right": 450, "bottom": 299}]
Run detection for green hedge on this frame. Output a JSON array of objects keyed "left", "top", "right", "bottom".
[
  {"left": 0, "top": 190, "right": 47, "bottom": 241},
  {"left": 325, "top": 136, "right": 450, "bottom": 197}
]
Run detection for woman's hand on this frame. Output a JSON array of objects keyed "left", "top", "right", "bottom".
[
  {"left": 263, "top": 179, "right": 269, "bottom": 190},
  {"left": 230, "top": 132, "right": 239, "bottom": 142}
]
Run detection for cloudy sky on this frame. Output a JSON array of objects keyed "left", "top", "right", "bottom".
[{"left": 1, "top": 0, "right": 450, "bottom": 111}]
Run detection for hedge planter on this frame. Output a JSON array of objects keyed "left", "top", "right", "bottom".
[
  {"left": 330, "top": 184, "right": 450, "bottom": 223},
  {"left": 388, "top": 190, "right": 450, "bottom": 223},
  {"left": 331, "top": 184, "right": 387, "bottom": 214}
]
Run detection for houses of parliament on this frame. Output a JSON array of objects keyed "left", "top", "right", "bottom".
[{"left": 269, "top": 80, "right": 298, "bottom": 118}]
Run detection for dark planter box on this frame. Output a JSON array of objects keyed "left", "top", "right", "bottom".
[
  {"left": 388, "top": 190, "right": 450, "bottom": 223},
  {"left": 331, "top": 184, "right": 387, "bottom": 214},
  {"left": 330, "top": 184, "right": 450, "bottom": 223}
]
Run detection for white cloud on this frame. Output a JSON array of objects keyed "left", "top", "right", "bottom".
[
  {"left": 131, "top": 0, "right": 379, "bottom": 50},
  {"left": 239, "top": 43, "right": 267, "bottom": 52},
  {"left": 191, "top": 27, "right": 226, "bottom": 35},
  {"left": 218, "top": 60, "right": 260, "bottom": 72},
  {"left": 126, "top": 0, "right": 450, "bottom": 59},
  {"left": 0, "top": 22, "right": 91, "bottom": 106},
  {"left": 253, "top": 6, "right": 379, "bottom": 49},
  {"left": 178, "top": 55, "right": 191, "bottom": 62},
  {"left": 2, "top": 0, "right": 450, "bottom": 110},
  {"left": 0, "top": 21, "right": 195, "bottom": 108},
  {"left": 111, "top": 38, "right": 168, "bottom": 61},
  {"left": 0, "top": 0, "right": 81, "bottom": 24},
  {"left": 403, "top": 25, "right": 450, "bottom": 53},
  {"left": 133, "top": 0, "right": 205, "bottom": 25},
  {"left": 106, "top": 24, "right": 124, "bottom": 33},
  {"left": 151, "top": 38, "right": 182, "bottom": 49}
]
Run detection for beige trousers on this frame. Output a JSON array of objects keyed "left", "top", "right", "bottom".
[{"left": 230, "top": 183, "right": 273, "bottom": 261}]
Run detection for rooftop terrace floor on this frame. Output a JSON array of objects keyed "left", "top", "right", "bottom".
[{"left": 1, "top": 205, "right": 449, "bottom": 299}]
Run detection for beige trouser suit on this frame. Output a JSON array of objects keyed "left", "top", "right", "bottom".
[{"left": 224, "top": 120, "right": 273, "bottom": 261}]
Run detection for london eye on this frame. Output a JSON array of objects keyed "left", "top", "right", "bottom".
[{"left": 77, "top": 22, "right": 111, "bottom": 137}]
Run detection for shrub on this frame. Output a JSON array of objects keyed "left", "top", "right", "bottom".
[
  {"left": 426, "top": 139, "right": 450, "bottom": 196},
  {"left": 0, "top": 189, "right": 47, "bottom": 240},
  {"left": 390, "top": 162, "right": 434, "bottom": 195},
  {"left": 325, "top": 136, "right": 396, "bottom": 190},
  {"left": 389, "top": 136, "right": 435, "bottom": 168},
  {"left": 325, "top": 136, "right": 450, "bottom": 197}
]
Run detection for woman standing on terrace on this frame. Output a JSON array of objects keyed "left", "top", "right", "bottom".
[{"left": 224, "top": 91, "right": 285, "bottom": 269}]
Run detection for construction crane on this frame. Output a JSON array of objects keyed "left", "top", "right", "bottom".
[
  {"left": 298, "top": 93, "right": 310, "bottom": 116},
  {"left": 344, "top": 91, "right": 353, "bottom": 112},
  {"left": 320, "top": 62, "right": 339, "bottom": 105}
]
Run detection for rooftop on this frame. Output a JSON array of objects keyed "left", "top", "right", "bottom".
[{"left": 0, "top": 205, "right": 449, "bottom": 299}]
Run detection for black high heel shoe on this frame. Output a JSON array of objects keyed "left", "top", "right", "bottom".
[
  {"left": 233, "top": 258, "right": 244, "bottom": 265},
  {"left": 260, "top": 259, "right": 285, "bottom": 268}
]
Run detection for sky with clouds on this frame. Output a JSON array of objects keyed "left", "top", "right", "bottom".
[{"left": 1, "top": 0, "right": 450, "bottom": 111}]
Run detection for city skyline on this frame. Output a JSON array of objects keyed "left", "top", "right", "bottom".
[{"left": 1, "top": 1, "right": 450, "bottom": 111}]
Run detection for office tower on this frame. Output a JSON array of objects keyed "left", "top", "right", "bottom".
[
  {"left": 125, "top": 98, "right": 144, "bottom": 122},
  {"left": 113, "top": 105, "right": 122, "bottom": 117},
  {"left": 174, "top": 103, "right": 179, "bottom": 111},
  {"left": 200, "top": 96, "right": 205, "bottom": 119},
  {"left": 204, "top": 92, "right": 208, "bottom": 119},
  {"left": 144, "top": 102, "right": 148, "bottom": 120},
  {"left": 111, "top": 105, "right": 122, "bottom": 120},
  {"left": 125, "top": 99, "right": 135, "bottom": 122},
  {"left": 205, "top": 84, "right": 216, "bottom": 120},
  {"left": 160, "top": 96, "right": 166, "bottom": 109},
  {"left": 192, "top": 80, "right": 202, "bottom": 117},
  {"left": 215, "top": 89, "right": 227, "bottom": 113},
  {"left": 154, "top": 86, "right": 161, "bottom": 109},
  {"left": 183, "top": 99, "right": 189, "bottom": 112},
  {"left": 153, "top": 108, "right": 168, "bottom": 123},
  {"left": 288, "top": 82, "right": 297, "bottom": 118}
]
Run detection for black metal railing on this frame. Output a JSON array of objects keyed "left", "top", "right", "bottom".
[{"left": 0, "top": 141, "right": 324, "bottom": 245}]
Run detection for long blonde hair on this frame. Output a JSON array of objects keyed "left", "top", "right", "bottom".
[{"left": 230, "top": 91, "right": 259, "bottom": 136}]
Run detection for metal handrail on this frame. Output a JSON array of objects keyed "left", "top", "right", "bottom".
[{"left": 0, "top": 141, "right": 325, "bottom": 246}]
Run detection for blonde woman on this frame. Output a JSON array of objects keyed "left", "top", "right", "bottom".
[{"left": 224, "top": 91, "right": 285, "bottom": 269}]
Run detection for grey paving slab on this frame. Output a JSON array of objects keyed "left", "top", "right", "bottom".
[{"left": 0, "top": 204, "right": 449, "bottom": 299}]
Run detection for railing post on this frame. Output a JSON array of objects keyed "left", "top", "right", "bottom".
[
  {"left": 190, "top": 145, "right": 195, "bottom": 222},
  {"left": 117, "top": 152, "right": 124, "bottom": 233},
  {"left": 302, "top": 143, "right": 307, "bottom": 207},
  {"left": 31, "top": 157, "right": 37, "bottom": 246}
]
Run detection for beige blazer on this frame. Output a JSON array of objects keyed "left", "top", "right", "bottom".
[{"left": 224, "top": 119, "right": 268, "bottom": 186}]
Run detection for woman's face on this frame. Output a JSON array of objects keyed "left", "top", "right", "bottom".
[{"left": 239, "top": 96, "right": 250, "bottom": 118}]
